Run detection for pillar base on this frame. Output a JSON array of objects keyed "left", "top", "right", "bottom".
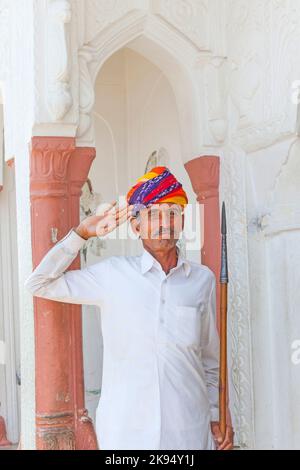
[{"left": 0, "top": 416, "right": 12, "bottom": 447}]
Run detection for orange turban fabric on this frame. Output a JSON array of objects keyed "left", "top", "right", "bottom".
[{"left": 126, "top": 166, "right": 188, "bottom": 216}]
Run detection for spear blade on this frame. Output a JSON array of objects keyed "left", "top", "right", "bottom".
[{"left": 220, "top": 202, "right": 228, "bottom": 284}]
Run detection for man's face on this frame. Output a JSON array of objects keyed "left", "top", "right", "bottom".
[{"left": 130, "top": 202, "right": 184, "bottom": 250}]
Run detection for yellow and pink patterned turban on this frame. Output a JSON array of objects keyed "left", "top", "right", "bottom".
[{"left": 126, "top": 166, "right": 188, "bottom": 217}]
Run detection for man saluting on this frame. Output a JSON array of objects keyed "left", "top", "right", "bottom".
[{"left": 25, "top": 166, "right": 234, "bottom": 450}]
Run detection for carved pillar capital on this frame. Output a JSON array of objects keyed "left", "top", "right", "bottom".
[
  {"left": 185, "top": 155, "right": 220, "bottom": 201},
  {"left": 30, "top": 136, "right": 75, "bottom": 199},
  {"left": 69, "top": 147, "right": 96, "bottom": 197}
]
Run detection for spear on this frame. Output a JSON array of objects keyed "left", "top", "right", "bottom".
[{"left": 219, "top": 201, "right": 228, "bottom": 439}]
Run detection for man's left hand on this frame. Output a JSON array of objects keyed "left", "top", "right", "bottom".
[{"left": 210, "top": 421, "right": 234, "bottom": 450}]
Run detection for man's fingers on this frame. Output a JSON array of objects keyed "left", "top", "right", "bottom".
[
  {"left": 219, "top": 440, "right": 233, "bottom": 450},
  {"left": 115, "top": 211, "right": 132, "bottom": 227},
  {"left": 115, "top": 204, "right": 133, "bottom": 217},
  {"left": 217, "top": 436, "right": 234, "bottom": 450},
  {"left": 213, "top": 430, "right": 223, "bottom": 443},
  {"left": 95, "top": 203, "right": 133, "bottom": 223},
  {"left": 210, "top": 423, "right": 234, "bottom": 451},
  {"left": 106, "top": 206, "right": 132, "bottom": 224},
  {"left": 217, "top": 439, "right": 227, "bottom": 450},
  {"left": 104, "top": 200, "right": 117, "bottom": 211},
  {"left": 104, "top": 203, "right": 133, "bottom": 218},
  {"left": 94, "top": 202, "right": 134, "bottom": 236},
  {"left": 95, "top": 200, "right": 117, "bottom": 216},
  {"left": 96, "top": 200, "right": 132, "bottom": 217},
  {"left": 97, "top": 209, "right": 131, "bottom": 234},
  {"left": 223, "top": 443, "right": 234, "bottom": 450}
]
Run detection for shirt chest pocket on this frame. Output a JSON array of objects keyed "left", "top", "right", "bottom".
[{"left": 174, "top": 305, "right": 202, "bottom": 347}]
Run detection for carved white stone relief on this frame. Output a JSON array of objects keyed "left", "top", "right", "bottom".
[
  {"left": 84, "top": 0, "right": 143, "bottom": 44},
  {"left": 152, "top": 0, "right": 209, "bottom": 50},
  {"left": 220, "top": 146, "right": 255, "bottom": 449},
  {"left": 82, "top": 0, "right": 225, "bottom": 55},
  {"left": 76, "top": 10, "right": 204, "bottom": 148},
  {"left": 198, "top": 55, "right": 228, "bottom": 145},
  {"left": 77, "top": 48, "right": 95, "bottom": 139},
  {"left": 152, "top": 0, "right": 227, "bottom": 56},
  {"left": 227, "top": 0, "right": 300, "bottom": 152},
  {"left": 76, "top": 1, "right": 227, "bottom": 146},
  {"left": 46, "top": 0, "right": 73, "bottom": 120},
  {"left": 263, "top": 138, "right": 300, "bottom": 235},
  {"left": 258, "top": 138, "right": 300, "bottom": 448}
]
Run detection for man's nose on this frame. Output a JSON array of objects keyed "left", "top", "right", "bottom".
[{"left": 160, "top": 212, "right": 172, "bottom": 227}]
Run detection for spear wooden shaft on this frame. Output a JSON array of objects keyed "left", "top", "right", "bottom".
[{"left": 219, "top": 202, "right": 228, "bottom": 439}]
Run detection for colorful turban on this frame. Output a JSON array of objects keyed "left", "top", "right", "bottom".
[{"left": 126, "top": 166, "right": 188, "bottom": 216}]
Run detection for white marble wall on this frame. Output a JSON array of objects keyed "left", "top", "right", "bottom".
[
  {"left": 246, "top": 137, "right": 300, "bottom": 448},
  {"left": 225, "top": 0, "right": 300, "bottom": 448}
]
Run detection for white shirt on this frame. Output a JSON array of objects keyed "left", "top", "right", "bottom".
[{"left": 25, "top": 229, "right": 220, "bottom": 450}]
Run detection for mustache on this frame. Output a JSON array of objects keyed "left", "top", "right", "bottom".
[{"left": 152, "top": 227, "right": 175, "bottom": 237}]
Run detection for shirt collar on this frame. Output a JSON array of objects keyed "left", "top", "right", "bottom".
[{"left": 140, "top": 245, "right": 191, "bottom": 277}]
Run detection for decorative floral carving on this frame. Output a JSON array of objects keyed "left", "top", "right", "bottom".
[
  {"left": 76, "top": 2, "right": 226, "bottom": 147},
  {"left": 220, "top": 146, "right": 255, "bottom": 449},
  {"left": 85, "top": 0, "right": 131, "bottom": 44},
  {"left": 30, "top": 137, "right": 75, "bottom": 184},
  {"left": 153, "top": 0, "right": 209, "bottom": 50},
  {"left": 227, "top": 0, "right": 300, "bottom": 151},
  {"left": 46, "top": 0, "right": 73, "bottom": 120}
]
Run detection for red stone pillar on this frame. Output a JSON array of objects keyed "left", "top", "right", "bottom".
[
  {"left": 185, "top": 156, "right": 221, "bottom": 330},
  {"left": 0, "top": 417, "right": 12, "bottom": 447},
  {"left": 30, "top": 137, "right": 98, "bottom": 449}
]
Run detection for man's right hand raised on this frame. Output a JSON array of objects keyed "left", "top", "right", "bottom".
[{"left": 75, "top": 200, "right": 134, "bottom": 240}]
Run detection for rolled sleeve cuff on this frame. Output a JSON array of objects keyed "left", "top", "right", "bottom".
[{"left": 60, "top": 229, "right": 87, "bottom": 253}]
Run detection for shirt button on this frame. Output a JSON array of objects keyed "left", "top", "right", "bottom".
[
  {"left": 161, "top": 298, "right": 165, "bottom": 304},
  {"left": 160, "top": 318, "right": 164, "bottom": 324}
]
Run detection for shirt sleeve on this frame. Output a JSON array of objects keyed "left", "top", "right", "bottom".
[
  {"left": 200, "top": 273, "right": 220, "bottom": 422},
  {"left": 24, "top": 229, "right": 109, "bottom": 306}
]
